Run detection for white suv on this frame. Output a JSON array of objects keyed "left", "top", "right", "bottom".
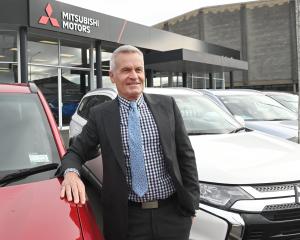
[{"left": 70, "top": 87, "right": 300, "bottom": 240}]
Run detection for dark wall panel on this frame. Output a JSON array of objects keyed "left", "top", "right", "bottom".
[
  {"left": 0, "top": 0, "right": 28, "bottom": 25},
  {"left": 246, "top": 2, "right": 292, "bottom": 83},
  {"left": 203, "top": 8, "right": 241, "bottom": 51}
]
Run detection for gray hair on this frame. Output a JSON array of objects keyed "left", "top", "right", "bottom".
[{"left": 110, "top": 45, "right": 144, "bottom": 71}]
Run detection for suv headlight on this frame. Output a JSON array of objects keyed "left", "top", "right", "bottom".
[{"left": 200, "top": 183, "right": 253, "bottom": 209}]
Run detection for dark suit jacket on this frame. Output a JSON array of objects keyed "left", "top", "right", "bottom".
[{"left": 60, "top": 93, "right": 200, "bottom": 240}]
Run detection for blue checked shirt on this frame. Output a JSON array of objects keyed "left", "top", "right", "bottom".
[{"left": 118, "top": 95, "right": 175, "bottom": 202}]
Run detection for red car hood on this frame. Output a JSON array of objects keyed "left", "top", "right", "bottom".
[{"left": 0, "top": 178, "right": 83, "bottom": 240}]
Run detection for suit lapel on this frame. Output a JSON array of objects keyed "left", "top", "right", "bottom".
[
  {"left": 144, "top": 94, "right": 172, "bottom": 160},
  {"left": 102, "top": 98, "right": 126, "bottom": 175}
]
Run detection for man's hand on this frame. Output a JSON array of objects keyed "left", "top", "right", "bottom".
[{"left": 60, "top": 172, "right": 86, "bottom": 204}]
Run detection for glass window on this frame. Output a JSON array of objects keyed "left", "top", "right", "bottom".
[
  {"left": 0, "top": 94, "right": 60, "bottom": 174},
  {"left": 61, "top": 40, "right": 91, "bottom": 68},
  {"left": 220, "top": 95, "right": 297, "bottom": 121},
  {"left": 171, "top": 94, "right": 240, "bottom": 134},
  {"left": 78, "top": 95, "right": 112, "bottom": 119},
  {"left": 29, "top": 66, "right": 59, "bottom": 121},
  {"left": 61, "top": 45, "right": 84, "bottom": 67},
  {"left": 0, "top": 30, "right": 17, "bottom": 62},
  {"left": 28, "top": 40, "right": 59, "bottom": 66},
  {"left": 61, "top": 68, "right": 90, "bottom": 125},
  {"left": 101, "top": 51, "right": 112, "bottom": 87},
  {"left": 0, "top": 63, "right": 18, "bottom": 83},
  {"left": 268, "top": 93, "right": 298, "bottom": 112}
]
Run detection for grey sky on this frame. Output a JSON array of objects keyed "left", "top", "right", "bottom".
[{"left": 58, "top": 0, "right": 256, "bottom": 26}]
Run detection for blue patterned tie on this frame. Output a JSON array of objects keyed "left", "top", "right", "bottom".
[{"left": 128, "top": 101, "right": 148, "bottom": 197}]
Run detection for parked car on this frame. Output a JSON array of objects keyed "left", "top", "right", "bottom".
[
  {"left": 70, "top": 87, "right": 300, "bottom": 240},
  {"left": 200, "top": 89, "right": 299, "bottom": 142},
  {"left": 264, "top": 91, "right": 298, "bottom": 113},
  {"left": 49, "top": 97, "right": 80, "bottom": 124},
  {"left": 0, "top": 83, "right": 103, "bottom": 240}
]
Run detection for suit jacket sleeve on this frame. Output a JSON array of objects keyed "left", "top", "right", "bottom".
[
  {"left": 58, "top": 107, "right": 100, "bottom": 175},
  {"left": 172, "top": 97, "right": 200, "bottom": 210}
]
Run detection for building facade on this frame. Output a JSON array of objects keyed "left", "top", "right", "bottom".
[
  {"left": 0, "top": 0, "right": 247, "bottom": 128},
  {"left": 155, "top": 0, "right": 298, "bottom": 92}
]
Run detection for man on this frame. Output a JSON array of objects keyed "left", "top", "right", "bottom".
[{"left": 60, "top": 45, "right": 199, "bottom": 240}]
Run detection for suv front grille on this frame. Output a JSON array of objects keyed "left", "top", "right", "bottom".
[
  {"left": 243, "top": 222, "right": 300, "bottom": 240},
  {"left": 262, "top": 208, "right": 300, "bottom": 221},
  {"left": 242, "top": 213, "right": 300, "bottom": 240},
  {"left": 263, "top": 203, "right": 300, "bottom": 212},
  {"left": 253, "top": 184, "right": 295, "bottom": 192}
]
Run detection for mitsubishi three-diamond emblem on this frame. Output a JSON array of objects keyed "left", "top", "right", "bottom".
[{"left": 39, "top": 3, "right": 60, "bottom": 28}]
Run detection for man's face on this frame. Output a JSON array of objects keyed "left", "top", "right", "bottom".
[{"left": 109, "top": 52, "right": 145, "bottom": 101}]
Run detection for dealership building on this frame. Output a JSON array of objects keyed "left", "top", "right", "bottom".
[
  {"left": 0, "top": 0, "right": 247, "bottom": 128},
  {"left": 155, "top": 0, "right": 299, "bottom": 92}
]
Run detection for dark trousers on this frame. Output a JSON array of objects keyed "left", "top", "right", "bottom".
[{"left": 127, "top": 199, "right": 192, "bottom": 240}]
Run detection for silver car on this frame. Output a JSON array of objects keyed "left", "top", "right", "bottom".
[
  {"left": 70, "top": 87, "right": 300, "bottom": 240},
  {"left": 200, "top": 89, "right": 299, "bottom": 142},
  {"left": 264, "top": 91, "right": 298, "bottom": 113}
]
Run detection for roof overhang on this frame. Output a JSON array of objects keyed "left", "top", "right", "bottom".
[{"left": 145, "top": 49, "right": 248, "bottom": 72}]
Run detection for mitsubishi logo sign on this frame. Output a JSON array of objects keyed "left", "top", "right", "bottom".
[
  {"left": 30, "top": 0, "right": 101, "bottom": 37},
  {"left": 38, "top": 3, "right": 60, "bottom": 28}
]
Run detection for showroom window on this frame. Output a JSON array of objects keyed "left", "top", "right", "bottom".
[
  {"left": 101, "top": 50, "right": 114, "bottom": 88},
  {"left": 0, "top": 30, "right": 18, "bottom": 83},
  {"left": 28, "top": 34, "right": 93, "bottom": 128}
]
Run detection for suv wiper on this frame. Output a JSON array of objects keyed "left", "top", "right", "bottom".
[
  {"left": 188, "top": 132, "right": 218, "bottom": 135},
  {"left": 269, "top": 118, "right": 295, "bottom": 121},
  {"left": 229, "top": 127, "right": 246, "bottom": 133},
  {"left": 0, "top": 163, "right": 59, "bottom": 186}
]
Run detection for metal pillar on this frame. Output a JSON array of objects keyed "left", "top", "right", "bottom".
[
  {"left": 293, "top": 0, "right": 300, "bottom": 144},
  {"left": 80, "top": 47, "right": 87, "bottom": 94},
  {"left": 146, "top": 69, "right": 153, "bottom": 87},
  {"left": 209, "top": 73, "right": 213, "bottom": 89},
  {"left": 19, "top": 27, "right": 28, "bottom": 83},
  {"left": 240, "top": 4, "right": 249, "bottom": 86},
  {"left": 230, "top": 71, "right": 234, "bottom": 88},
  {"left": 95, "top": 40, "right": 102, "bottom": 88},
  {"left": 182, "top": 72, "right": 187, "bottom": 87}
]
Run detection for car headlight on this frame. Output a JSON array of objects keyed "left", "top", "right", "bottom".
[{"left": 200, "top": 183, "right": 253, "bottom": 209}]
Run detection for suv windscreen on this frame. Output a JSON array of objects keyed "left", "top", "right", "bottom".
[
  {"left": 173, "top": 94, "right": 240, "bottom": 134},
  {"left": 269, "top": 94, "right": 298, "bottom": 112},
  {"left": 219, "top": 95, "right": 297, "bottom": 121},
  {"left": 0, "top": 93, "right": 60, "bottom": 183}
]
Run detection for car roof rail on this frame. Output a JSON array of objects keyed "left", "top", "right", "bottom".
[{"left": 28, "top": 81, "right": 39, "bottom": 93}]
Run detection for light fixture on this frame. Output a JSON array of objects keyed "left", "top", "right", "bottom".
[
  {"left": 39, "top": 40, "right": 58, "bottom": 45},
  {"left": 34, "top": 59, "right": 48, "bottom": 62},
  {"left": 60, "top": 53, "right": 74, "bottom": 58},
  {"left": 0, "top": 67, "right": 9, "bottom": 70},
  {"left": 9, "top": 48, "right": 17, "bottom": 51},
  {"left": 0, "top": 55, "right": 5, "bottom": 58}
]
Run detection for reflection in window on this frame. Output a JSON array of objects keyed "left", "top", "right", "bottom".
[
  {"left": 220, "top": 95, "right": 297, "bottom": 121},
  {"left": 28, "top": 41, "right": 59, "bottom": 66},
  {"left": 173, "top": 94, "right": 239, "bottom": 134},
  {"left": 0, "top": 63, "right": 18, "bottom": 83},
  {"left": 0, "top": 31, "right": 18, "bottom": 83},
  {"left": 153, "top": 77, "right": 161, "bottom": 87},
  {"left": 101, "top": 51, "right": 113, "bottom": 87},
  {"left": 61, "top": 68, "right": 90, "bottom": 125},
  {"left": 0, "top": 31, "right": 17, "bottom": 63},
  {"left": 61, "top": 45, "right": 90, "bottom": 68},
  {"left": 28, "top": 66, "right": 59, "bottom": 122}
]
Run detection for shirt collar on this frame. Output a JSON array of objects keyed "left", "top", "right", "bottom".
[{"left": 118, "top": 94, "right": 145, "bottom": 110}]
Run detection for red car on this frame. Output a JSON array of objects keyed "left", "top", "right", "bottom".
[{"left": 0, "top": 83, "right": 104, "bottom": 240}]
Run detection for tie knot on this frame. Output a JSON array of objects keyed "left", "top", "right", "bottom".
[{"left": 130, "top": 101, "right": 138, "bottom": 110}]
